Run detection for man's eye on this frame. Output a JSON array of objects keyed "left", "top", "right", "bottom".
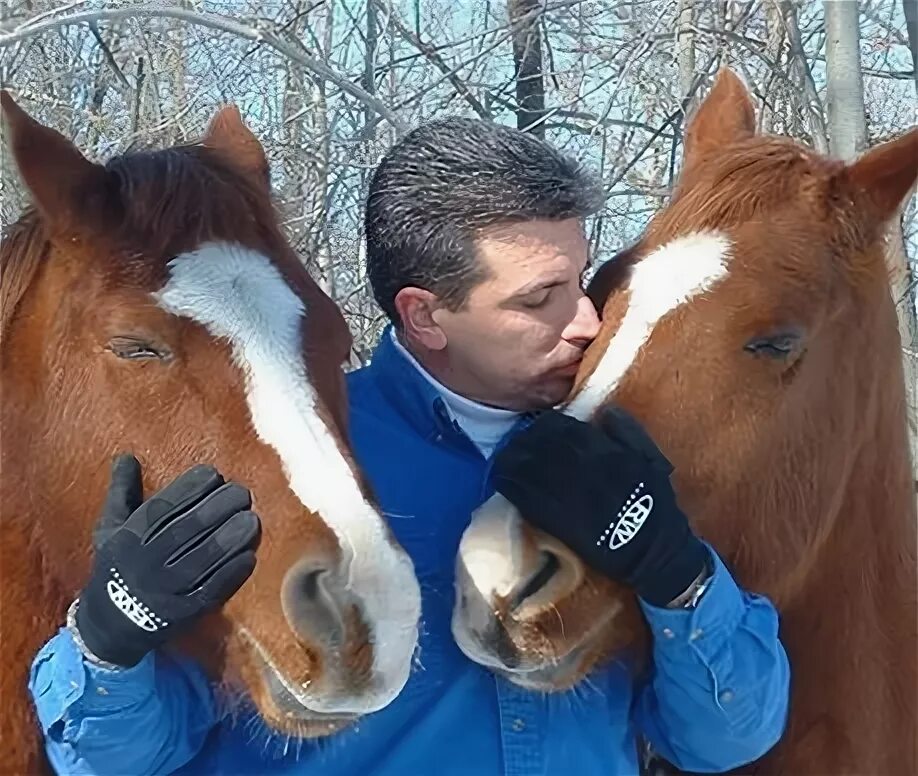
[{"left": 521, "top": 290, "right": 551, "bottom": 309}]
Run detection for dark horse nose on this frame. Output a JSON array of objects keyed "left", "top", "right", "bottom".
[
  {"left": 510, "top": 550, "right": 562, "bottom": 611},
  {"left": 281, "top": 560, "right": 347, "bottom": 647}
]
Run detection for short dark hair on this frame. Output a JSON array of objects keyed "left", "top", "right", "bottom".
[{"left": 364, "top": 117, "right": 603, "bottom": 324}]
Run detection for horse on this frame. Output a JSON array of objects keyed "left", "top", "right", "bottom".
[
  {"left": 451, "top": 69, "right": 918, "bottom": 773},
  {"left": 0, "top": 92, "right": 421, "bottom": 773}
]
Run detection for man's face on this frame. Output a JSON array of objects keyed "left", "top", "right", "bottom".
[{"left": 432, "top": 218, "right": 600, "bottom": 411}]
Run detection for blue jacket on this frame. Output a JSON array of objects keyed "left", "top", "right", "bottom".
[{"left": 29, "top": 327, "right": 790, "bottom": 775}]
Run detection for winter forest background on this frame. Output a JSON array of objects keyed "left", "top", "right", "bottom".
[{"left": 1, "top": 0, "right": 916, "bottom": 465}]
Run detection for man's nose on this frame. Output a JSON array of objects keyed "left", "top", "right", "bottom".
[{"left": 563, "top": 295, "right": 601, "bottom": 345}]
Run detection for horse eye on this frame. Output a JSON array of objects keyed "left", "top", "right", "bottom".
[
  {"left": 744, "top": 332, "right": 802, "bottom": 359},
  {"left": 107, "top": 336, "right": 171, "bottom": 361}
]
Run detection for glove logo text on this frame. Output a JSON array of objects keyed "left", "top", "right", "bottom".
[
  {"left": 106, "top": 569, "right": 167, "bottom": 632},
  {"left": 597, "top": 483, "right": 653, "bottom": 550}
]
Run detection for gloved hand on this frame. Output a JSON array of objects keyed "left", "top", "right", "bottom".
[
  {"left": 74, "top": 454, "right": 261, "bottom": 667},
  {"left": 492, "top": 407, "right": 709, "bottom": 607}
]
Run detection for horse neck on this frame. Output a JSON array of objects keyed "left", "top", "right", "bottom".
[
  {"left": 791, "top": 283, "right": 915, "bottom": 607},
  {"left": 1, "top": 269, "right": 93, "bottom": 601},
  {"left": 770, "top": 330, "right": 917, "bottom": 772},
  {"left": 789, "top": 437, "right": 916, "bottom": 642},
  {"left": 795, "top": 303, "right": 915, "bottom": 633}
]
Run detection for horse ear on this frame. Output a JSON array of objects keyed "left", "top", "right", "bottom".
[
  {"left": 836, "top": 128, "right": 918, "bottom": 225},
  {"left": 202, "top": 105, "right": 270, "bottom": 189},
  {"left": 682, "top": 69, "right": 756, "bottom": 166},
  {"left": 1, "top": 90, "right": 110, "bottom": 231}
]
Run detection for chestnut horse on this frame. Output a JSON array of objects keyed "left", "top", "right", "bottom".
[
  {"left": 0, "top": 93, "right": 421, "bottom": 772},
  {"left": 452, "top": 69, "right": 917, "bottom": 773}
]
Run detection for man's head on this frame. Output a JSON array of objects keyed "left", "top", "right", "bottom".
[{"left": 365, "top": 118, "right": 603, "bottom": 411}]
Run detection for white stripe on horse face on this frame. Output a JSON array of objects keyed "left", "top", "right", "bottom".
[
  {"left": 566, "top": 232, "right": 732, "bottom": 419},
  {"left": 154, "top": 241, "right": 420, "bottom": 714}
]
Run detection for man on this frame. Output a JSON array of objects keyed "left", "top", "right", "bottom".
[{"left": 29, "top": 118, "right": 790, "bottom": 775}]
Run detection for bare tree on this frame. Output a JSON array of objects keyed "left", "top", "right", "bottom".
[
  {"left": 509, "top": 0, "right": 546, "bottom": 136},
  {"left": 780, "top": 0, "right": 829, "bottom": 152},
  {"left": 824, "top": 0, "right": 868, "bottom": 156},
  {"left": 905, "top": 0, "right": 918, "bottom": 89},
  {"left": 675, "top": 0, "right": 696, "bottom": 113}
]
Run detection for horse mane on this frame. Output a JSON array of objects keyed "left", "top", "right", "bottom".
[
  {"left": 0, "top": 210, "right": 47, "bottom": 339},
  {"left": 0, "top": 143, "right": 283, "bottom": 341},
  {"left": 650, "top": 137, "right": 891, "bottom": 295},
  {"left": 104, "top": 145, "right": 281, "bottom": 257},
  {"left": 589, "top": 141, "right": 836, "bottom": 312},
  {"left": 662, "top": 139, "right": 825, "bottom": 231}
]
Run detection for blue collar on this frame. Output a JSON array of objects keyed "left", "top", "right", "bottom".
[{"left": 365, "top": 325, "right": 537, "bottom": 459}]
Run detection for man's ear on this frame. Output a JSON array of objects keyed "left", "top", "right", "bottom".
[{"left": 394, "top": 286, "right": 448, "bottom": 351}]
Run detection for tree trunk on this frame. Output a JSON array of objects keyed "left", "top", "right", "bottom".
[
  {"left": 363, "top": 0, "right": 378, "bottom": 141},
  {"left": 508, "top": 0, "right": 546, "bottom": 137},
  {"left": 904, "top": 0, "right": 918, "bottom": 90},
  {"left": 311, "top": 0, "right": 335, "bottom": 299},
  {"left": 760, "top": 0, "right": 787, "bottom": 134},
  {"left": 824, "top": 0, "right": 867, "bottom": 157},
  {"left": 782, "top": 0, "right": 829, "bottom": 151},
  {"left": 675, "top": 0, "right": 696, "bottom": 114}
]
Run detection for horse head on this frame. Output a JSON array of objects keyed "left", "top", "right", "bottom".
[
  {"left": 0, "top": 93, "right": 421, "bottom": 753},
  {"left": 452, "top": 67, "right": 917, "bottom": 719}
]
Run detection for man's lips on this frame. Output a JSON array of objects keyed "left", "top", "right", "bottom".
[{"left": 550, "top": 359, "right": 582, "bottom": 376}]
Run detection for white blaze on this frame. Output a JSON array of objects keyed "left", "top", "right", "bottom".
[
  {"left": 566, "top": 231, "right": 731, "bottom": 419},
  {"left": 154, "top": 241, "right": 420, "bottom": 714}
]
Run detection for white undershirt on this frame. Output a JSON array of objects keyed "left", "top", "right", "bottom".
[{"left": 390, "top": 329, "right": 521, "bottom": 457}]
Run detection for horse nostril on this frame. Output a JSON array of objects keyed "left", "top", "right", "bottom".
[
  {"left": 282, "top": 562, "right": 346, "bottom": 647},
  {"left": 298, "top": 569, "right": 324, "bottom": 601},
  {"left": 511, "top": 550, "right": 561, "bottom": 610}
]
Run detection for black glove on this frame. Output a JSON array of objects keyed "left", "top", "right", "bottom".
[
  {"left": 75, "top": 455, "right": 261, "bottom": 667},
  {"left": 492, "top": 407, "right": 709, "bottom": 607}
]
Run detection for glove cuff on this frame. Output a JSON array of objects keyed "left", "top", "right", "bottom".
[
  {"left": 74, "top": 587, "right": 149, "bottom": 668},
  {"left": 633, "top": 536, "right": 710, "bottom": 608},
  {"left": 66, "top": 599, "right": 127, "bottom": 671}
]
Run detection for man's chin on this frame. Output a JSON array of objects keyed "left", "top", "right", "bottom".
[
  {"left": 529, "top": 375, "right": 576, "bottom": 409},
  {"left": 488, "top": 374, "right": 574, "bottom": 412}
]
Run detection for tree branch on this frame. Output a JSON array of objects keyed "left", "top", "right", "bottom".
[
  {"left": 375, "top": 0, "right": 490, "bottom": 119},
  {"left": 0, "top": 5, "right": 405, "bottom": 132},
  {"left": 88, "top": 22, "right": 131, "bottom": 90},
  {"left": 509, "top": 0, "right": 547, "bottom": 136},
  {"left": 775, "top": 0, "right": 828, "bottom": 153}
]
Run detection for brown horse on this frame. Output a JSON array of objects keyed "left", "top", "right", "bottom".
[
  {"left": 452, "top": 69, "right": 918, "bottom": 773},
  {"left": 0, "top": 93, "right": 421, "bottom": 772}
]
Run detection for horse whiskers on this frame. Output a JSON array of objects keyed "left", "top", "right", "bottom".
[
  {"left": 565, "top": 670, "right": 604, "bottom": 714},
  {"left": 548, "top": 603, "right": 567, "bottom": 641},
  {"left": 580, "top": 673, "right": 603, "bottom": 698},
  {"left": 381, "top": 509, "right": 418, "bottom": 520}
]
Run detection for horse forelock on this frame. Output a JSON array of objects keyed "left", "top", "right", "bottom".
[
  {"left": 662, "top": 138, "right": 833, "bottom": 234},
  {"left": 103, "top": 144, "right": 285, "bottom": 264}
]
